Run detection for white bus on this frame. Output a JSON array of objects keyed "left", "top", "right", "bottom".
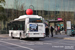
[{"left": 8, "top": 15, "right": 45, "bottom": 40}]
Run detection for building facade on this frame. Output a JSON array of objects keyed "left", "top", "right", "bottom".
[{"left": 0, "top": 0, "right": 75, "bottom": 32}]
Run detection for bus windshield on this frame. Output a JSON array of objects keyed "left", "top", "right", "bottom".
[{"left": 29, "top": 18, "right": 42, "bottom": 23}]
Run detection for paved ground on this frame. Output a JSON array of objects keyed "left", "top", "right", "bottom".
[{"left": 0, "top": 34, "right": 75, "bottom": 50}]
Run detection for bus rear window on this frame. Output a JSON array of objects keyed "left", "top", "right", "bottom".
[{"left": 29, "top": 18, "right": 42, "bottom": 23}]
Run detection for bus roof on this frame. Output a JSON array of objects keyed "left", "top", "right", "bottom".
[
  {"left": 9, "top": 15, "right": 42, "bottom": 22},
  {"left": 19, "top": 15, "right": 42, "bottom": 18},
  {"left": 14, "top": 15, "right": 42, "bottom": 20}
]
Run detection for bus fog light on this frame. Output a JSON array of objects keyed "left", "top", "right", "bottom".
[
  {"left": 28, "top": 33, "right": 30, "bottom": 35},
  {"left": 30, "top": 33, "right": 32, "bottom": 35},
  {"left": 43, "top": 33, "right": 44, "bottom": 35}
]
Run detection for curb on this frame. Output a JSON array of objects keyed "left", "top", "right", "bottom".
[
  {"left": 0, "top": 34, "right": 9, "bottom": 38},
  {"left": 53, "top": 37, "right": 64, "bottom": 39},
  {"left": 52, "top": 37, "right": 75, "bottom": 40},
  {"left": 64, "top": 38, "right": 75, "bottom": 40}
]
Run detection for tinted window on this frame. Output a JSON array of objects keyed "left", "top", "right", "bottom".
[{"left": 29, "top": 18, "right": 42, "bottom": 23}]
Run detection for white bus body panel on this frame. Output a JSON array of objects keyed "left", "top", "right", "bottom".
[{"left": 9, "top": 30, "right": 24, "bottom": 37}]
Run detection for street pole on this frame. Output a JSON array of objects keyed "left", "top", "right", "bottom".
[
  {"left": 42, "top": 0, "right": 44, "bottom": 17},
  {"left": 48, "top": 0, "right": 49, "bottom": 20},
  {"left": 36, "top": 0, "right": 38, "bottom": 15}
]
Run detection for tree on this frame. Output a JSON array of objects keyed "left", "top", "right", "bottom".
[
  {"left": 0, "top": 0, "right": 6, "bottom": 30},
  {"left": 14, "top": 0, "right": 25, "bottom": 18},
  {"left": 0, "top": 0, "right": 6, "bottom": 19},
  {"left": 0, "top": 0, "right": 5, "bottom": 5}
]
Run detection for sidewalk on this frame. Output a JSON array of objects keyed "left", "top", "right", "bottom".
[
  {"left": 0, "top": 34, "right": 9, "bottom": 38},
  {"left": 51, "top": 33, "right": 75, "bottom": 40}
]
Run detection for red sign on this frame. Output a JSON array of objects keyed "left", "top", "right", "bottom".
[{"left": 57, "top": 18, "right": 62, "bottom": 21}]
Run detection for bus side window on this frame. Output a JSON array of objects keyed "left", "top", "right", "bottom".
[
  {"left": 12, "top": 27, "right": 13, "bottom": 30},
  {"left": 22, "top": 22, "right": 25, "bottom": 30},
  {"left": 10, "top": 25, "right": 13, "bottom": 30},
  {"left": 22, "top": 25, "right": 24, "bottom": 30},
  {"left": 20, "top": 24, "right": 22, "bottom": 30}
]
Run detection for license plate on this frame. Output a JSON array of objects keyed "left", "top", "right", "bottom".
[{"left": 34, "top": 33, "right": 39, "bottom": 35}]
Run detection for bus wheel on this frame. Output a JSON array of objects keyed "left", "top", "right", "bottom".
[
  {"left": 34, "top": 38, "right": 39, "bottom": 40},
  {"left": 11, "top": 33, "right": 14, "bottom": 39},
  {"left": 20, "top": 33, "right": 22, "bottom": 40},
  {"left": 36, "top": 38, "right": 39, "bottom": 40}
]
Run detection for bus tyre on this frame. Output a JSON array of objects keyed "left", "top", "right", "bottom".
[
  {"left": 11, "top": 33, "right": 14, "bottom": 39},
  {"left": 36, "top": 38, "right": 39, "bottom": 40},
  {"left": 20, "top": 33, "right": 22, "bottom": 40},
  {"left": 34, "top": 38, "right": 39, "bottom": 40}
]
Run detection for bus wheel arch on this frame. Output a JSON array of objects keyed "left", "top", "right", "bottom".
[
  {"left": 19, "top": 33, "right": 22, "bottom": 40},
  {"left": 11, "top": 32, "right": 14, "bottom": 39}
]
